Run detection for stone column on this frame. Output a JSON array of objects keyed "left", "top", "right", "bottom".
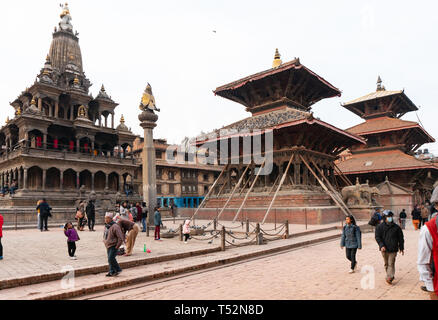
[
  {"left": 38, "top": 98, "right": 43, "bottom": 112},
  {"left": 76, "top": 139, "right": 80, "bottom": 153},
  {"left": 43, "top": 134, "right": 47, "bottom": 149},
  {"left": 119, "top": 175, "right": 124, "bottom": 193},
  {"left": 60, "top": 170, "right": 64, "bottom": 191},
  {"left": 23, "top": 168, "right": 28, "bottom": 190},
  {"left": 42, "top": 169, "right": 47, "bottom": 190},
  {"left": 55, "top": 101, "right": 59, "bottom": 118},
  {"left": 17, "top": 170, "right": 21, "bottom": 189},
  {"left": 111, "top": 113, "right": 115, "bottom": 129},
  {"left": 76, "top": 172, "right": 80, "bottom": 189},
  {"left": 105, "top": 174, "right": 109, "bottom": 190},
  {"left": 70, "top": 106, "right": 74, "bottom": 121},
  {"left": 98, "top": 112, "right": 102, "bottom": 127},
  {"left": 139, "top": 108, "right": 159, "bottom": 227},
  {"left": 91, "top": 172, "right": 95, "bottom": 191}
]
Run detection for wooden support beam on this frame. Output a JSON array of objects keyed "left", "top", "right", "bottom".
[
  {"left": 232, "top": 160, "right": 266, "bottom": 223},
  {"left": 300, "top": 154, "right": 351, "bottom": 217},
  {"left": 191, "top": 164, "right": 228, "bottom": 221},
  {"left": 269, "top": 174, "right": 281, "bottom": 194},
  {"left": 216, "top": 163, "right": 251, "bottom": 220},
  {"left": 309, "top": 157, "right": 352, "bottom": 217},
  {"left": 333, "top": 163, "right": 353, "bottom": 186},
  {"left": 261, "top": 153, "right": 295, "bottom": 224}
]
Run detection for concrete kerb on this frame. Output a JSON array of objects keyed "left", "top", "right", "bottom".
[
  {"left": 35, "top": 232, "right": 342, "bottom": 300},
  {"left": 0, "top": 247, "right": 221, "bottom": 291}
]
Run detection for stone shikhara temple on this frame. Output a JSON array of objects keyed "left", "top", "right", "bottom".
[
  {"left": 193, "top": 50, "right": 365, "bottom": 224},
  {"left": 337, "top": 77, "right": 438, "bottom": 212},
  {"left": 0, "top": 4, "right": 139, "bottom": 223}
]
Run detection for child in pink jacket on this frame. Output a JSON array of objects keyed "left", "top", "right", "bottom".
[{"left": 183, "top": 220, "right": 191, "bottom": 243}]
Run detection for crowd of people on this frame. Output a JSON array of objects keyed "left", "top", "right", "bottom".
[{"left": 339, "top": 197, "right": 438, "bottom": 299}]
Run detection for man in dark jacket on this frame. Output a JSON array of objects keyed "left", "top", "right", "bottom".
[
  {"left": 375, "top": 210, "right": 404, "bottom": 284},
  {"left": 412, "top": 205, "right": 422, "bottom": 230},
  {"left": 36, "top": 198, "right": 52, "bottom": 232},
  {"left": 86, "top": 200, "right": 96, "bottom": 232}
]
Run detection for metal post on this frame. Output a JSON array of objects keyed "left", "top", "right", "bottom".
[
  {"left": 256, "top": 223, "right": 261, "bottom": 245},
  {"left": 285, "top": 220, "right": 289, "bottom": 239},
  {"left": 221, "top": 226, "right": 226, "bottom": 251},
  {"left": 246, "top": 218, "right": 249, "bottom": 233},
  {"left": 179, "top": 224, "right": 183, "bottom": 242},
  {"left": 15, "top": 210, "right": 17, "bottom": 231},
  {"left": 214, "top": 218, "right": 217, "bottom": 231},
  {"left": 275, "top": 208, "right": 277, "bottom": 230},
  {"left": 305, "top": 209, "right": 308, "bottom": 230}
]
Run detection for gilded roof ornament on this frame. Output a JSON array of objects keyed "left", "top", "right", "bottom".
[
  {"left": 140, "top": 83, "right": 160, "bottom": 112},
  {"left": 376, "top": 76, "right": 386, "bottom": 91},
  {"left": 272, "top": 48, "right": 282, "bottom": 68},
  {"left": 73, "top": 76, "right": 80, "bottom": 85},
  {"left": 78, "top": 105, "right": 87, "bottom": 118}
]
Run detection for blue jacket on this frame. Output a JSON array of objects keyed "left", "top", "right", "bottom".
[
  {"left": 341, "top": 224, "right": 362, "bottom": 249},
  {"left": 154, "top": 210, "right": 162, "bottom": 226}
]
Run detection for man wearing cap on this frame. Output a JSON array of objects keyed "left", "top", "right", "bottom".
[
  {"left": 375, "top": 210, "right": 405, "bottom": 285},
  {"left": 103, "top": 212, "right": 124, "bottom": 277}
]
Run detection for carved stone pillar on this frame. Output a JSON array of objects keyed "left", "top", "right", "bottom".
[
  {"left": 38, "top": 98, "right": 42, "bottom": 112},
  {"left": 55, "top": 101, "right": 59, "bottom": 118},
  {"left": 17, "top": 170, "right": 21, "bottom": 189},
  {"left": 76, "top": 139, "right": 80, "bottom": 153},
  {"left": 76, "top": 172, "right": 80, "bottom": 189},
  {"left": 43, "top": 134, "right": 47, "bottom": 149},
  {"left": 70, "top": 106, "right": 74, "bottom": 121},
  {"left": 91, "top": 172, "right": 95, "bottom": 191},
  {"left": 42, "top": 169, "right": 47, "bottom": 190},
  {"left": 111, "top": 113, "right": 115, "bottom": 129},
  {"left": 105, "top": 174, "right": 109, "bottom": 190},
  {"left": 23, "top": 168, "right": 28, "bottom": 190},
  {"left": 60, "top": 170, "right": 64, "bottom": 191}
]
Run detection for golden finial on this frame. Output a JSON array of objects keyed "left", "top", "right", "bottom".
[
  {"left": 43, "top": 70, "right": 50, "bottom": 76},
  {"left": 272, "top": 48, "right": 282, "bottom": 68},
  {"left": 101, "top": 84, "right": 105, "bottom": 92},
  {"left": 73, "top": 76, "right": 80, "bottom": 85},
  {"left": 120, "top": 115, "right": 125, "bottom": 124},
  {"left": 31, "top": 98, "right": 36, "bottom": 105},
  {"left": 5, "top": 117, "right": 9, "bottom": 124},
  {"left": 46, "top": 54, "right": 50, "bottom": 62},
  {"left": 16, "top": 108, "right": 21, "bottom": 116},
  {"left": 376, "top": 76, "right": 385, "bottom": 91}
]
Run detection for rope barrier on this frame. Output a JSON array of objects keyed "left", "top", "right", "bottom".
[
  {"left": 217, "top": 222, "right": 243, "bottom": 229},
  {"left": 260, "top": 225, "right": 286, "bottom": 236}
]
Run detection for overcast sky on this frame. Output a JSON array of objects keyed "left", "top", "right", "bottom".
[{"left": 1, "top": 1, "right": 437, "bottom": 152}]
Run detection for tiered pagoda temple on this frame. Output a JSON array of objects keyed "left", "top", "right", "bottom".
[
  {"left": 337, "top": 77, "right": 438, "bottom": 211},
  {"left": 0, "top": 4, "right": 138, "bottom": 223},
  {"left": 193, "top": 50, "right": 365, "bottom": 224}
]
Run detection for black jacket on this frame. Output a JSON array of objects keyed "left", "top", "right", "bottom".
[
  {"left": 411, "top": 208, "right": 421, "bottom": 220},
  {"left": 375, "top": 221, "right": 404, "bottom": 253},
  {"left": 37, "top": 202, "right": 52, "bottom": 218},
  {"left": 399, "top": 210, "right": 407, "bottom": 219},
  {"left": 86, "top": 202, "right": 95, "bottom": 217}
]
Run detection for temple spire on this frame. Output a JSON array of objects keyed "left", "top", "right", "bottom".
[
  {"left": 376, "top": 75, "right": 385, "bottom": 91},
  {"left": 272, "top": 48, "right": 282, "bottom": 68}
]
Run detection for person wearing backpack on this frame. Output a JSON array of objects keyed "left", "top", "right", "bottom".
[
  {"left": 418, "top": 215, "right": 438, "bottom": 299},
  {"left": 130, "top": 203, "right": 138, "bottom": 222},
  {"left": 341, "top": 215, "right": 362, "bottom": 273},
  {"left": 368, "top": 207, "right": 382, "bottom": 227}
]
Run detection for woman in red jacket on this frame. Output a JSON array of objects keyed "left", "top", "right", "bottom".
[{"left": 0, "top": 213, "right": 3, "bottom": 260}]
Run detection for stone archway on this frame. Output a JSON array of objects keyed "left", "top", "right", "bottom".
[
  {"left": 27, "top": 166, "right": 43, "bottom": 190},
  {"left": 46, "top": 167, "right": 61, "bottom": 189}
]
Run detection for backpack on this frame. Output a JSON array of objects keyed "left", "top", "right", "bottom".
[
  {"left": 130, "top": 207, "right": 138, "bottom": 220},
  {"left": 368, "top": 212, "right": 379, "bottom": 227}
]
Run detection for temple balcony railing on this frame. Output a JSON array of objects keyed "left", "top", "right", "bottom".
[{"left": 0, "top": 142, "right": 137, "bottom": 166}]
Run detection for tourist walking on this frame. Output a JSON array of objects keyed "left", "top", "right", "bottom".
[
  {"left": 375, "top": 211, "right": 405, "bottom": 285},
  {"left": 141, "top": 202, "right": 148, "bottom": 232},
  {"left": 154, "top": 207, "right": 163, "bottom": 240},
  {"left": 412, "top": 205, "right": 422, "bottom": 230},
  {"left": 86, "top": 200, "right": 96, "bottom": 232},
  {"left": 421, "top": 204, "right": 429, "bottom": 228},
  {"left": 399, "top": 209, "right": 407, "bottom": 230},
  {"left": 114, "top": 201, "right": 130, "bottom": 221},
  {"left": 368, "top": 207, "right": 383, "bottom": 227},
  {"left": 183, "top": 219, "right": 191, "bottom": 243},
  {"left": 37, "top": 198, "right": 52, "bottom": 232},
  {"left": 103, "top": 212, "right": 124, "bottom": 277},
  {"left": 75, "top": 201, "right": 87, "bottom": 231},
  {"left": 135, "top": 202, "right": 143, "bottom": 228},
  {"left": 36, "top": 199, "right": 42, "bottom": 230},
  {"left": 0, "top": 213, "right": 3, "bottom": 260},
  {"left": 117, "top": 219, "right": 140, "bottom": 256},
  {"left": 129, "top": 203, "right": 138, "bottom": 222},
  {"left": 417, "top": 215, "right": 438, "bottom": 300},
  {"left": 340, "top": 215, "right": 362, "bottom": 273},
  {"left": 64, "top": 222, "right": 80, "bottom": 260}
]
